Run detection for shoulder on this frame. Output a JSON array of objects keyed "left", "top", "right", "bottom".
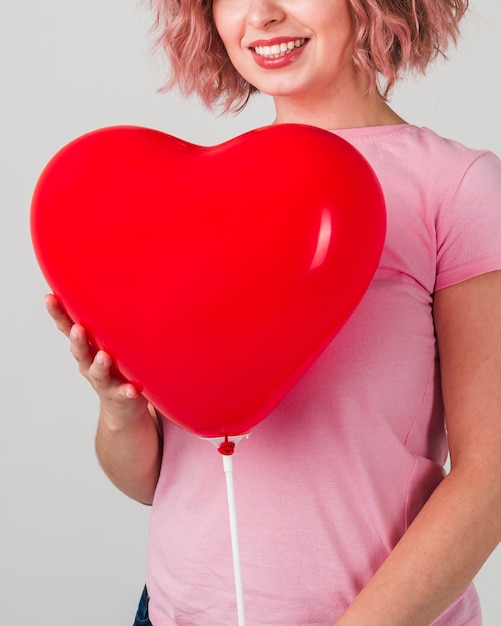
[
  {"left": 346, "top": 125, "right": 500, "bottom": 194},
  {"left": 348, "top": 125, "right": 501, "bottom": 291},
  {"left": 403, "top": 126, "right": 501, "bottom": 183},
  {"left": 358, "top": 125, "right": 501, "bottom": 210},
  {"left": 390, "top": 126, "right": 499, "bottom": 173}
]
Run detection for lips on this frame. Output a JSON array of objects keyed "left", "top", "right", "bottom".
[{"left": 249, "top": 37, "right": 309, "bottom": 69}]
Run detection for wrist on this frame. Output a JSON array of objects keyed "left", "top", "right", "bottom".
[{"left": 99, "top": 402, "right": 150, "bottom": 434}]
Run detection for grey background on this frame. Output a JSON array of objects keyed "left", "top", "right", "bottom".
[{"left": 1, "top": 1, "right": 500, "bottom": 623}]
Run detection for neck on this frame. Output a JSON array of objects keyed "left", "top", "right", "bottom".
[{"left": 273, "top": 84, "right": 406, "bottom": 131}]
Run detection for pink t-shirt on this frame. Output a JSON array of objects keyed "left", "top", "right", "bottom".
[{"left": 147, "top": 125, "right": 501, "bottom": 625}]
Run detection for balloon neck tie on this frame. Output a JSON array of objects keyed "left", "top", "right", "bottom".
[{"left": 218, "top": 437, "right": 236, "bottom": 456}]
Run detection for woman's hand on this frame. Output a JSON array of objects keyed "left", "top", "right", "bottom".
[
  {"left": 44, "top": 293, "right": 162, "bottom": 504},
  {"left": 44, "top": 293, "right": 149, "bottom": 426}
]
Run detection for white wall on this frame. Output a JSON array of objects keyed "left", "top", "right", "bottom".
[{"left": 1, "top": 1, "right": 500, "bottom": 623}]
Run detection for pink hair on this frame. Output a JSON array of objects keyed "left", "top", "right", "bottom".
[
  {"left": 350, "top": 0, "right": 469, "bottom": 96},
  {"left": 148, "top": 0, "right": 469, "bottom": 112}
]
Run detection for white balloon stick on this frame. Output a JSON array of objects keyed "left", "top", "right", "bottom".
[
  {"left": 202, "top": 434, "right": 250, "bottom": 626},
  {"left": 223, "top": 452, "right": 246, "bottom": 626}
]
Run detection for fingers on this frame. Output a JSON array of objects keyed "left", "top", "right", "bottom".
[
  {"left": 46, "top": 293, "right": 121, "bottom": 391},
  {"left": 69, "top": 323, "right": 95, "bottom": 372},
  {"left": 79, "top": 344, "right": 143, "bottom": 405},
  {"left": 44, "top": 294, "right": 146, "bottom": 419},
  {"left": 45, "top": 293, "right": 100, "bottom": 375},
  {"left": 93, "top": 362, "right": 147, "bottom": 424},
  {"left": 88, "top": 351, "right": 133, "bottom": 398},
  {"left": 88, "top": 350, "right": 113, "bottom": 387},
  {"left": 44, "top": 293, "right": 73, "bottom": 337}
]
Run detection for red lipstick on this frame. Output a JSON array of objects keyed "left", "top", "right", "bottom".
[{"left": 249, "top": 37, "right": 309, "bottom": 70}]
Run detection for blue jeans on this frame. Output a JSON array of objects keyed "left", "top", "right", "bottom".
[{"left": 133, "top": 586, "right": 153, "bottom": 626}]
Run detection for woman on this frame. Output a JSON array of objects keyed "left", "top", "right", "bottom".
[{"left": 46, "top": 0, "right": 501, "bottom": 623}]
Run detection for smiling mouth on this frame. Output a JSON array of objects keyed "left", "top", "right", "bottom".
[{"left": 253, "top": 38, "right": 307, "bottom": 59}]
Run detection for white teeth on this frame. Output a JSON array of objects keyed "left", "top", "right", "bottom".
[{"left": 254, "top": 38, "right": 306, "bottom": 59}]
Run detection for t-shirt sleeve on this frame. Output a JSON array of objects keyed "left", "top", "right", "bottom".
[{"left": 435, "top": 151, "right": 501, "bottom": 290}]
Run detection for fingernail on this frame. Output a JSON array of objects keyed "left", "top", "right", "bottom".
[{"left": 125, "top": 387, "right": 137, "bottom": 399}]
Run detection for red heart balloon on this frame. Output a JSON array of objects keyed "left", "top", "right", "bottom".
[{"left": 31, "top": 124, "right": 385, "bottom": 438}]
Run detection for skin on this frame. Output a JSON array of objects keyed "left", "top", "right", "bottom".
[
  {"left": 212, "top": 0, "right": 405, "bottom": 128},
  {"left": 46, "top": 0, "right": 501, "bottom": 622}
]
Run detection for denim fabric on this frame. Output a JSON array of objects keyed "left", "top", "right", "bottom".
[{"left": 133, "top": 586, "right": 153, "bottom": 626}]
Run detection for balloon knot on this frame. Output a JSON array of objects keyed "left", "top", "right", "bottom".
[{"left": 218, "top": 438, "right": 236, "bottom": 456}]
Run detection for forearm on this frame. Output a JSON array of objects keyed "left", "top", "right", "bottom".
[
  {"left": 336, "top": 461, "right": 501, "bottom": 625},
  {"left": 95, "top": 405, "right": 162, "bottom": 505}
]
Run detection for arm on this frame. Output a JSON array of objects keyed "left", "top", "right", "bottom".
[
  {"left": 335, "top": 270, "right": 501, "bottom": 626},
  {"left": 45, "top": 294, "right": 162, "bottom": 505}
]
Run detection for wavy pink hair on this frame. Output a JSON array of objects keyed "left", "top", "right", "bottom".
[{"left": 148, "top": 0, "right": 469, "bottom": 112}]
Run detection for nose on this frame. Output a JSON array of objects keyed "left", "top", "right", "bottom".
[{"left": 247, "top": 0, "right": 286, "bottom": 29}]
